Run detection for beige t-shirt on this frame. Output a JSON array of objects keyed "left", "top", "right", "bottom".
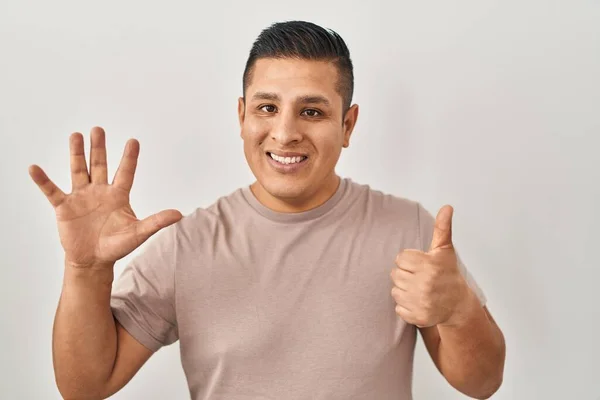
[{"left": 111, "top": 177, "right": 486, "bottom": 400}]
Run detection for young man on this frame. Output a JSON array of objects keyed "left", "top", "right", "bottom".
[{"left": 30, "top": 21, "right": 505, "bottom": 400}]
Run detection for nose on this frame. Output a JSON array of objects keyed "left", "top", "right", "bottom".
[{"left": 270, "top": 112, "right": 302, "bottom": 146}]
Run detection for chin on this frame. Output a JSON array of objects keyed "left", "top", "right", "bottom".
[{"left": 260, "top": 175, "right": 311, "bottom": 200}]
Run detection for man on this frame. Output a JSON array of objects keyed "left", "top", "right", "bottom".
[{"left": 29, "top": 21, "right": 505, "bottom": 400}]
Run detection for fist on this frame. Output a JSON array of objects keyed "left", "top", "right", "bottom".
[{"left": 390, "top": 205, "right": 471, "bottom": 328}]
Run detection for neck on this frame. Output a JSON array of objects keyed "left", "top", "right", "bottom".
[{"left": 250, "top": 174, "right": 341, "bottom": 213}]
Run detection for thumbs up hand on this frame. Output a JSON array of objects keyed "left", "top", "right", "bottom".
[{"left": 390, "top": 205, "right": 473, "bottom": 328}]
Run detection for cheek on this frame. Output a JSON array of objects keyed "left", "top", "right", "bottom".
[
  {"left": 313, "top": 134, "right": 343, "bottom": 160},
  {"left": 242, "top": 118, "right": 270, "bottom": 144}
]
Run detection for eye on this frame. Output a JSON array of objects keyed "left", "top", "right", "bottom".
[
  {"left": 259, "top": 104, "right": 277, "bottom": 113},
  {"left": 301, "top": 109, "right": 321, "bottom": 117}
]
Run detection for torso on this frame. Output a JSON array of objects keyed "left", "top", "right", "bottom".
[{"left": 174, "top": 179, "right": 422, "bottom": 399}]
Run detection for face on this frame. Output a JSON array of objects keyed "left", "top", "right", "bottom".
[{"left": 238, "top": 58, "right": 359, "bottom": 212}]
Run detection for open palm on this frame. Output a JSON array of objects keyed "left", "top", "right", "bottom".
[{"left": 29, "top": 127, "right": 182, "bottom": 268}]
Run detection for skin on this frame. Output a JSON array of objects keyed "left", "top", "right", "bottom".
[{"left": 31, "top": 56, "right": 504, "bottom": 399}]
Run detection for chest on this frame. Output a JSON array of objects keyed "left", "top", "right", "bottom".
[{"left": 175, "top": 222, "right": 416, "bottom": 376}]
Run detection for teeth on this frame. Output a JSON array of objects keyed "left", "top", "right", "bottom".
[{"left": 270, "top": 153, "right": 306, "bottom": 165}]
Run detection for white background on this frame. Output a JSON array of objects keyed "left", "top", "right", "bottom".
[{"left": 1, "top": 1, "right": 599, "bottom": 399}]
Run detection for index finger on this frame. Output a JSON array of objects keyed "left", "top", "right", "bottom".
[
  {"left": 112, "top": 139, "right": 140, "bottom": 192},
  {"left": 395, "top": 249, "right": 425, "bottom": 272}
]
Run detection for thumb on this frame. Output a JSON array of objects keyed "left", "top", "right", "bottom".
[
  {"left": 135, "top": 209, "right": 183, "bottom": 244},
  {"left": 429, "top": 205, "right": 454, "bottom": 251}
]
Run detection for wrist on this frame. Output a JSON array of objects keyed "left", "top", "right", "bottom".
[
  {"left": 440, "top": 283, "right": 479, "bottom": 328},
  {"left": 63, "top": 260, "right": 115, "bottom": 287}
]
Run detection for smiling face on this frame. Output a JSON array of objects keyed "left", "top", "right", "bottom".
[{"left": 238, "top": 58, "right": 359, "bottom": 212}]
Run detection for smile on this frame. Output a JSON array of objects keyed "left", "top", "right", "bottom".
[{"left": 267, "top": 152, "right": 308, "bottom": 165}]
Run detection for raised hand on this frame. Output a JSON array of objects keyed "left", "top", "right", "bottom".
[
  {"left": 390, "top": 205, "right": 472, "bottom": 328},
  {"left": 29, "top": 126, "right": 182, "bottom": 269}
]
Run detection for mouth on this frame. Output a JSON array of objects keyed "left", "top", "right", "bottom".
[
  {"left": 266, "top": 151, "right": 309, "bottom": 171},
  {"left": 267, "top": 152, "right": 308, "bottom": 165}
]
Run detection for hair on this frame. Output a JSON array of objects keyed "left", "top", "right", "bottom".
[{"left": 242, "top": 20, "right": 354, "bottom": 112}]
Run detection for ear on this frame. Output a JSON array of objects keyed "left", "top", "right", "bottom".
[
  {"left": 237, "top": 97, "right": 245, "bottom": 131},
  {"left": 342, "top": 104, "right": 359, "bottom": 148}
]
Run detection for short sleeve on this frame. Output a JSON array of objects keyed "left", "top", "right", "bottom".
[
  {"left": 417, "top": 203, "right": 487, "bottom": 306},
  {"left": 110, "top": 223, "right": 180, "bottom": 352}
]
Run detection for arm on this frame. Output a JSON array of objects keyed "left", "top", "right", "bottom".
[
  {"left": 391, "top": 204, "right": 505, "bottom": 399},
  {"left": 419, "top": 300, "right": 505, "bottom": 399},
  {"left": 29, "top": 127, "right": 181, "bottom": 399},
  {"left": 54, "top": 262, "right": 153, "bottom": 399}
]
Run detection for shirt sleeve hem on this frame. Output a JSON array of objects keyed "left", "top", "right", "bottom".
[{"left": 111, "top": 306, "right": 164, "bottom": 353}]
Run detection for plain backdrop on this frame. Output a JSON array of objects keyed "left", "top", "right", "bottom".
[{"left": 1, "top": 1, "right": 599, "bottom": 399}]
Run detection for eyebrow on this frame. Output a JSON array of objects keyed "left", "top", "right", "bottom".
[
  {"left": 251, "top": 92, "right": 331, "bottom": 107},
  {"left": 298, "top": 95, "right": 331, "bottom": 107},
  {"left": 252, "top": 92, "right": 280, "bottom": 101}
]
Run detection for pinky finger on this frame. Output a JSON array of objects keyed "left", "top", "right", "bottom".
[{"left": 28, "top": 165, "right": 66, "bottom": 207}]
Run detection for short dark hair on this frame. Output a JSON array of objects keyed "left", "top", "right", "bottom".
[{"left": 242, "top": 20, "right": 354, "bottom": 112}]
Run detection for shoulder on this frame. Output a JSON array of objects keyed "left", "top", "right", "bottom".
[
  {"left": 346, "top": 178, "right": 423, "bottom": 221},
  {"left": 342, "top": 178, "right": 433, "bottom": 250},
  {"left": 171, "top": 187, "right": 247, "bottom": 241}
]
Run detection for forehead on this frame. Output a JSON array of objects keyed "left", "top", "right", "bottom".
[{"left": 247, "top": 58, "right": 341, "bottom": 103}]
